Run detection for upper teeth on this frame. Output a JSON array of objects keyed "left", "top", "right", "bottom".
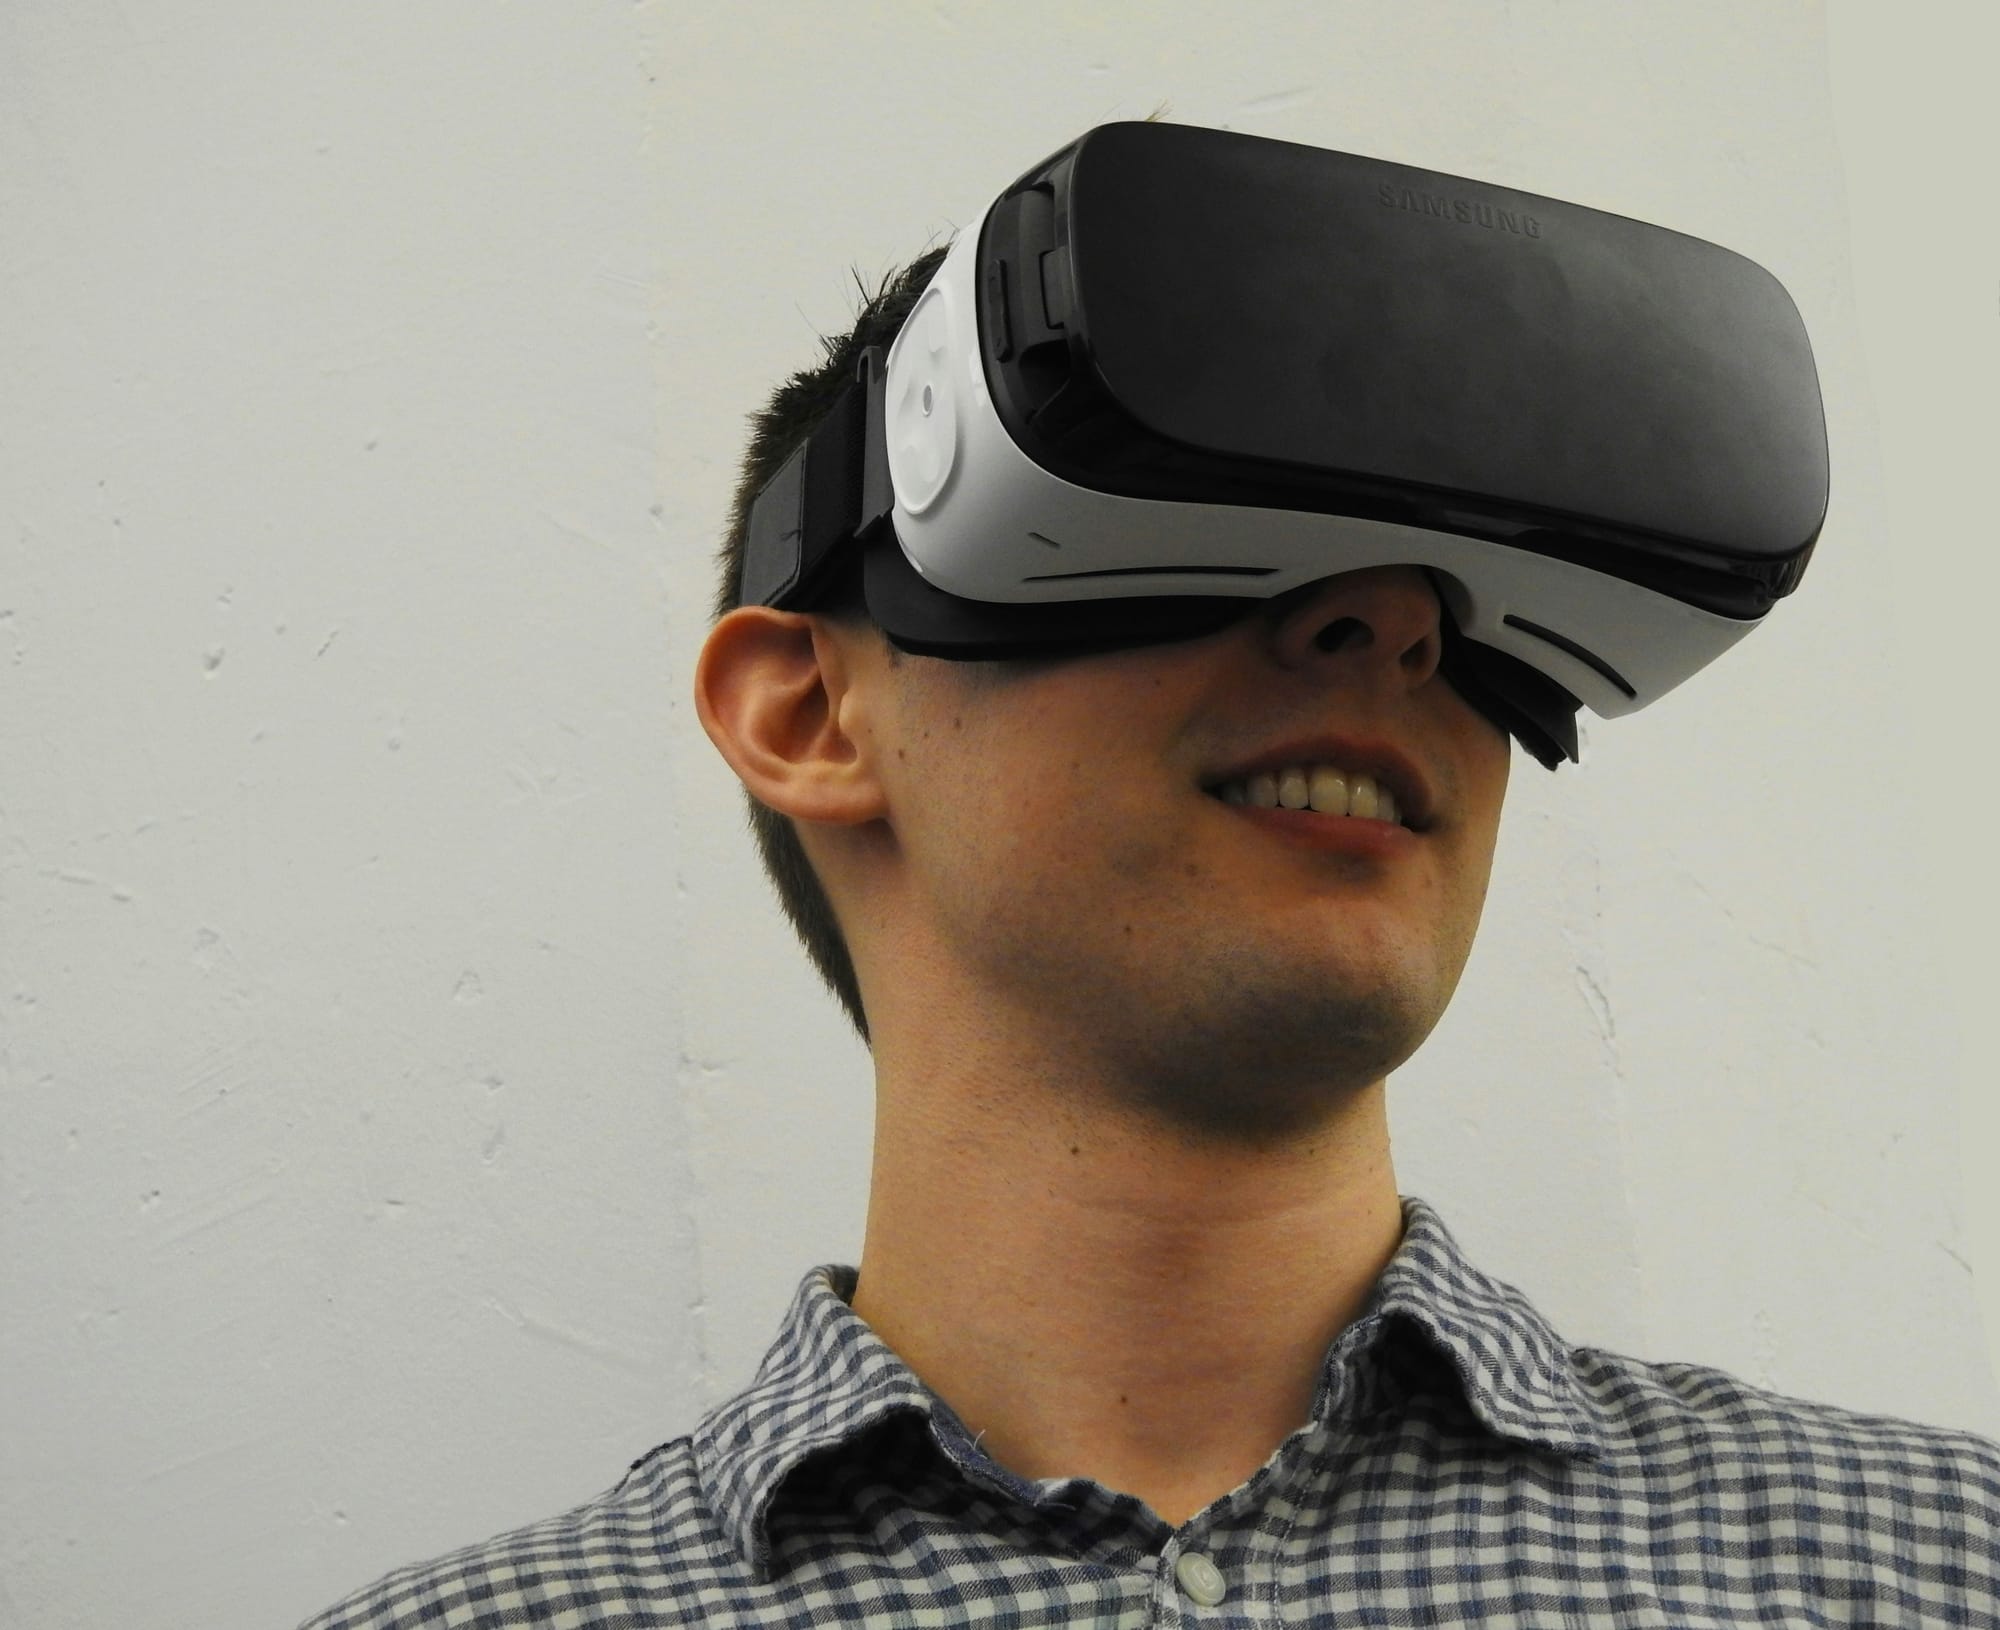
[{"left": 1213, "top": 765, "right": 1404, "bottom": 826}]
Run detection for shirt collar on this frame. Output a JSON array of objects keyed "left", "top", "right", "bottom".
[{"left": 692, "top": 1193, "right": 1604, "bottom": 1577}]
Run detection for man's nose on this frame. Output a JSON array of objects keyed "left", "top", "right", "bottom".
[{"left": 1261, "top": 566, "right": 1445, "bottom": 688}]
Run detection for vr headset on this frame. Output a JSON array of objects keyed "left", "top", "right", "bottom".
[{"left": 739, "top": 121, "right": 1829, "bottom": 770}]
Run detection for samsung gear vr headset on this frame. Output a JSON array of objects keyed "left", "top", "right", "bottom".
[{"left": 739, "top": 120, "right": 1829, "bottom": 770}]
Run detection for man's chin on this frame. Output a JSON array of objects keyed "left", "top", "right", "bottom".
[{"left": 1096, "top": 982, "right": 1431, "bottom": 1150}]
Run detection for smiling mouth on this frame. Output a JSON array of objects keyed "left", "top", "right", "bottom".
[{"left": 1202, "top": 765, "right": 1420, "bottom": 831}]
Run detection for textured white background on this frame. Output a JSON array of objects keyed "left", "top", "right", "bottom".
[{"left": 2, "top": 3, "right": 1995, "bottom": 1626}]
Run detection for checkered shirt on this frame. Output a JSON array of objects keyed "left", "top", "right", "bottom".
[{"left": 301, "top": 1193, "right": 2000, "bottom": 1626}]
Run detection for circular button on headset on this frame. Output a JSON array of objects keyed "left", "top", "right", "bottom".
[
  {"left": 885, "top": 284, "right": 958, "bottom": 516},
  {"left": 1174, "top": 1550, "right": 1227, "bottom": 1606}
]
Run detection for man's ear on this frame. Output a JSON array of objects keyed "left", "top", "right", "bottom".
[{"left": 692, "top": 607, "right": 891, "bottom": 827}]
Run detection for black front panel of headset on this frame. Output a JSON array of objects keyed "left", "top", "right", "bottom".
[{"left": 974, "top": 122, "right": 1824, "bottom": 619}]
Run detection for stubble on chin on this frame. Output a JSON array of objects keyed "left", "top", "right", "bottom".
[
  {"left": 994, "top": 911, "right": 1439, "bottom": 1155},
  {"left": 1112, "top": 945, "right": 1434, "bottom": 1151}
]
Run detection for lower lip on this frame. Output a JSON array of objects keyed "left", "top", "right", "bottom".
[{"left": 1211, "top": 799, "right": 1423, "bottom": 856}]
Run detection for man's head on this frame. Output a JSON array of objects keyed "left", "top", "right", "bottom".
[{"left": 697, "top": 261, "right": 1514, "bottom": 1138}]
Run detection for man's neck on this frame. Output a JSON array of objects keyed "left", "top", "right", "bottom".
[{"left": 845, "top": 1057, "right": 1406, "bottom": 1529}]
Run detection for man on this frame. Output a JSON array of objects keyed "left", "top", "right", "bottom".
[{"left": 306, "top": 220, "right": 2000, "bottom": 1630}]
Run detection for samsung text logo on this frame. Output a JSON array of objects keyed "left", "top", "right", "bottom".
[{"left": 1376, "top": 182, "right": 1543, "bottom": 238}]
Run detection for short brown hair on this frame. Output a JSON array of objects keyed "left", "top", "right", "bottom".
[{"left": 710, "top": 242, "right": 952, "bottom": 1048}]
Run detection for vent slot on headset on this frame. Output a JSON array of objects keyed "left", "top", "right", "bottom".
[
  {"left": 1022, "top": 564, "right": 1283, "bottom": 583},
  {"left": 1500, "top": 614, "right": 1636, "bottom": 699}
]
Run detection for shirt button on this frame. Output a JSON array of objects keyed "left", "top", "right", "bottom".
[{"left": 1174, "top": 1550, "right": 1227, "bottom": 1606}]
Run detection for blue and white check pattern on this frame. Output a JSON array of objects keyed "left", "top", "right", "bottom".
[{"left": 302, "top": 1194, "right": 2000, "bottom": 1626}]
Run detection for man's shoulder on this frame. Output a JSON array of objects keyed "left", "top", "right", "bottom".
[
  {"left": 1570, "top": 1340, "right": 2000, "bottom": 1540},
  {"left": 298, "top": 1435, "right": 713, "bottom": 1630},
  {"left": 1574, "top": 1339, "right": 2000, "bottom": 1461}
]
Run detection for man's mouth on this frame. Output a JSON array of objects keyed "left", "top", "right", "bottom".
[{"left": 1204, "top": 764, "right": 1414, "bottom": 829}]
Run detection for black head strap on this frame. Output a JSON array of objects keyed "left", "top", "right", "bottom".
[{"left": 738, "top": 348, "right": 895, "bottom": 612}]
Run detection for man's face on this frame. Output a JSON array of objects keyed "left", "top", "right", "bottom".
[{"left": 846, "top": 564, "right": 1513, "bottom": 1151}]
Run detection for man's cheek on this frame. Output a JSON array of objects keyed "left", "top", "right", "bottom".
[{"left": 1101, "top": 815, "right": 1189, "bottom": 887}]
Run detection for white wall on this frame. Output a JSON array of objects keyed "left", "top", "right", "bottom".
[{"left": 2, "top": 3, "right": 1994, "bottom": 1626}]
